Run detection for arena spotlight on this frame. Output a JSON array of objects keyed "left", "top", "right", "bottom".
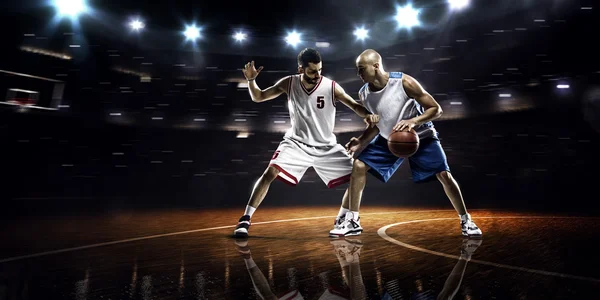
[
  {"left": 448, "top": 0, "right": 470, "bottom": 10},
  {"left": 184, "top": 24, "right": 201, "bottom": 41},
  {"left": 353, "top": 27, "right": 369, "bottom": 40},
  {"left": 285, "top": 31, "right": 301, "bottom": 47},
  {"left": 395, "top": 4, "right": 421, "bottom": 29},
  {"left": 233, "top": 32, "right": 247, "bottom": 42},
  {"left": 53, "top": 0, "right": 89, "bottom": 19},
  {"left": 129, "top": 19, "right": 145, "bottom": 31}
]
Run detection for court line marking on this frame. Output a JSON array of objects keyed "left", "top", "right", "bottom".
[
  {"left": 377, "top": 217, "right": 600, "bottom": 283},
  {"left": 0, "top": 209, "right": 451, "bottom": 264}
]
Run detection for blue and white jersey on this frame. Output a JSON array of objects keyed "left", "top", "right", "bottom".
[{"left": 358, "top": 72, "right": 436, "bottom": 140}]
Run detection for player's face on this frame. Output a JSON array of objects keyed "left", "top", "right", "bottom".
[
  {"left": 355, "top": 57, "right": 376, "bottom": 83},
  {"left": 299, "top": 62, "right": 322, "bottom": 84}
]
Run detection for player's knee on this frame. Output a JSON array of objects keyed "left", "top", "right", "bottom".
[
  {"left": 352, "top": 159, "right": 369, "bottom": 174},
  {"left": 436, "top": 171, "right": 452, "bottom": 183},
  {"left": 263, "top": 166, "right": 280, "bottom": 181}
]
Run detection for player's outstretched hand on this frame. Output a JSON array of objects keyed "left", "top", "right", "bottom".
[
  {"left": 364, "top": 114, "right": 380, "bottom": 128},
  {"left": 345, "top": 137, "right": 366, "bottom": 157},
  {"left": 242, "top": 61, "right": 264, "bottom": 81}
]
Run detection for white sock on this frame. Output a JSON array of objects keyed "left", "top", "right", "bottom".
[
  {"left": 338, "top": 207, "right": 349, "bottom": 218},
  {"left": 460, "top": 213, "right": 470, "bottom": 221},
  {"left": 345, "top": 211, "right": 359, "bottom": 221},
  {"left": 244, "top": 205, "right": 257, "bottom": 217}
]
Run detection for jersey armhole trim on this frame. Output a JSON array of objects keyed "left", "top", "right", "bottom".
[
  {"left": 331, "top": 80, "right": 336, "bottom": 107},
  {"left": 286, "top": 75, "right": 293, "bottom": 101}
]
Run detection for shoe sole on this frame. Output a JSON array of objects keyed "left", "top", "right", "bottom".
[
  {"left": 233, "top": 232, "right": 248, "bottom": 238},
  {"left": 462, "top": 232, "right": 483, "bottom": 238},
  {"left": 329, "top": 229, "right": 363, "bottom": 238}
]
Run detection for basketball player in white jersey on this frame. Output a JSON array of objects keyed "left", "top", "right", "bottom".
[
  {"left": 329, "top": 49, "right": 482, "bottom": 238},
  {"left": 233, "top": 48, "right": 379, "bottom": 237}
]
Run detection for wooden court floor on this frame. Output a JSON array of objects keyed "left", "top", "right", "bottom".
[{"left": 1, "top": 207, "right": 599, "bottom": 299}]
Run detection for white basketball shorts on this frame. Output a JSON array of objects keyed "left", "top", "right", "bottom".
[{"left": 269, "top": 138, "right": 352, "bottom": 188}]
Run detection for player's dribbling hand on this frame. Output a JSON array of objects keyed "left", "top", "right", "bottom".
[
  {"left": 242, "top": 61, "right": 264, "bottom": 81},
  {"left": 364, "top": 114, "right": 380, "bottom": 128},
  {"left": 393, "top": 119, "right": 417, "bottom": 132},
  {"left": 345, "top": 137, "right": 365, "bottom": 157}
]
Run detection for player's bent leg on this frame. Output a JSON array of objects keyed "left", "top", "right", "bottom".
[
  {"left": 353, "top": 158, "right": 371, "bottom": 172},
  {"left": 330, "top": 160, "right": 368, "bottom": 237},
  {"left": 435, "top": 171, "right": 482, "bottom": 237},
  {"left": 234, "top": 166, "right": 280, "bottom": 238},
  {"left": 248, "top": 166, "right": 279, "bottom": 208},
  {"left": 311, "top": 144, "right": 357, "bottom": 234},
  {"left": 333, "top": 189, "right": 350, "bottom": 231},
  {"left": 349, "top": 159, "right": 369, "bottom": 212},
  {"left": 436, "top": 171, "right": 467, "bottom": 215},
  {"left": 329, "top": 160, "right": 368, "bottom": 237}
]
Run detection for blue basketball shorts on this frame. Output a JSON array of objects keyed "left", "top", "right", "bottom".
[{"left": 357, "top": 133, "right": 451, "bottom": 183}]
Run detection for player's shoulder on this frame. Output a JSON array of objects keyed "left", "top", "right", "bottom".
[
  {"left": 389, "top": 71, "right": 404, "bottom": 80},
  {"left": 277, "top": 75, "right": 298, "bottom": 89},
  {"left": 286, "top": 74, "right": 301, "bottom": 81},
  {"left": 278, "top": 74, "right": 294, "bottom": 84},
  {"left": 321, "top": 75, "right": 334, "bottom": 84}
]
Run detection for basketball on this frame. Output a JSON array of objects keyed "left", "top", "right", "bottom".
[{"left": 388, "top": 129, "right": 419, "bottom": 157}]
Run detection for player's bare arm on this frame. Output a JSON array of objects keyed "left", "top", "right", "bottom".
[
  {"left": 248, "top": 76, "right": 290, "bottom": 103},
  {"left": 242, "top": 61, "right": 290, "bottom": 103},
  {"left": 345, "top": 87, "right": 382, "bottom": 157},
  {"left": 334, "top": 83, "right": 380, "bottom": 127},
  {"left": 393, "top": 74, "right": 443, "bottom": 132}
]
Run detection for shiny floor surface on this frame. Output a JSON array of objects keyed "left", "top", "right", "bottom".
[{"left": 1, "top": 207, "right": 599, "bottom": 299}]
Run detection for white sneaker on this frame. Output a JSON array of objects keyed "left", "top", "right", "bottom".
[
  {"left": 460, "top": 213, "right": 482, "bottom": 237},
  {"left": 332, "top": 216, "right": 345, "bottom": 230},
  {"left": 329, "top": 217, "right": 363, "bottom": 237}
]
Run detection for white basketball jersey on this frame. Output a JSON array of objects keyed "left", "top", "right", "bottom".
[
  {"left": 284, "top": 74, "right": 337, "bottom": 147},
  {"left": 358, "top": 72, "right": 436, "bottom": 140}
]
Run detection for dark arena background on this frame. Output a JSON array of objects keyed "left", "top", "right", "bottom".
[{"left": 1, "top": 1, "right": 600, "bottom": 299}]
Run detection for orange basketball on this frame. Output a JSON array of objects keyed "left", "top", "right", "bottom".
[{"left": 388, "top": 129, "right": 419, "bottom": 157}]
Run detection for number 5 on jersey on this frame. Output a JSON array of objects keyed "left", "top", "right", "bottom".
[{"left": 316, "top": 96, "right": 324, "bottom": 109}]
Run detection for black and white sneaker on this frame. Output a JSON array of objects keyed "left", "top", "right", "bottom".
[
  {"left": 332, "top": 216, "right": 345, "bottom": 231},
  {"left": 460, "top": 213, "right": 482, "bottom": 237},
  {"left": 329, "top": 217, "right": 363, "bottom": 237},
  {"left": 233, "top": 215, "right": 251, "bottom": 238}
]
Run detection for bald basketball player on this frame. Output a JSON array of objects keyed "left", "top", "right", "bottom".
[
  {"left": 233, "top": 48, "right": 379, "bottom": 238},
  {"left": 329, "top": 49, "right": 482, "bottom": 238}
]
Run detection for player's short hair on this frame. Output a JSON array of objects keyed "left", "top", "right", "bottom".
[{"left": 297, "top": 48, "right": 322, "bottom": 68}]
